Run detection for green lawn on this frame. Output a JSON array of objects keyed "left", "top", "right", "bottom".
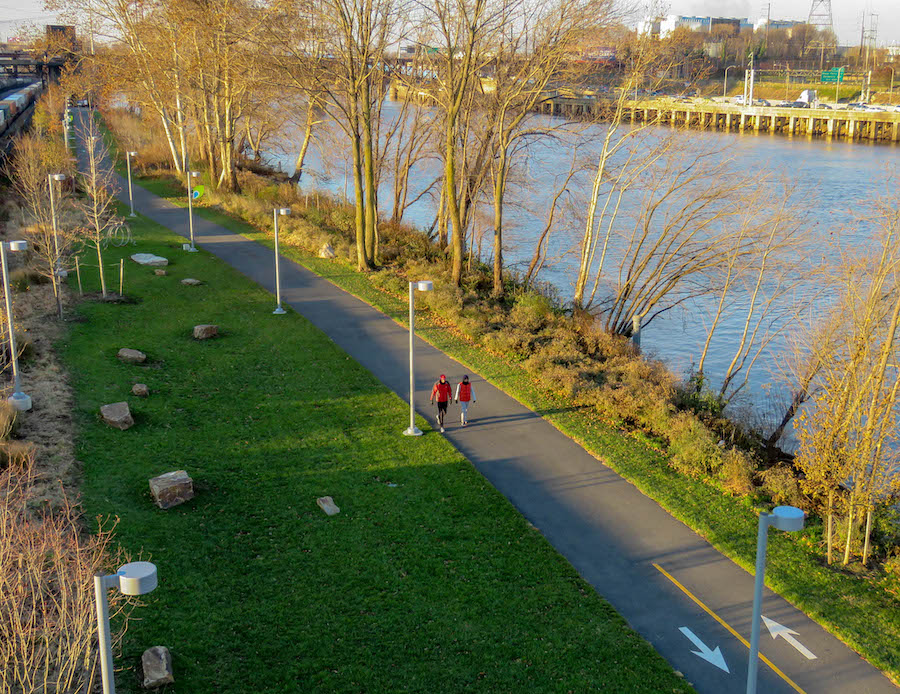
[
  {"left": 120, "top": 169, "right": 900, "bottom": 683},
  {"left": 62, "top": 214, "right": 693, "bottom": 692}
]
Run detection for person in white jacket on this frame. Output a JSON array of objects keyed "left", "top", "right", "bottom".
[{"left": 454, "top": 375, "right": 476, "bottom": 426}]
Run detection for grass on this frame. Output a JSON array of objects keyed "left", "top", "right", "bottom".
[
  {"left": 61, "top": 212, "right": 694, "bottom": 693},
  {"left": 118, "top": 167, "right": 900, "bottom": 683}
]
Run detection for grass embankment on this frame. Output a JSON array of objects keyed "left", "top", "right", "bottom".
[
  {"left": 63, "top": 212, "right": 693, "bottom": 692},
  {"left": 122, "top": 169, "right": 900, "bottom": 682}
]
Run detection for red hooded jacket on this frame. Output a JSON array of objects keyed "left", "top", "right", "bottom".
[{"left": 431, "top": 380, "right": 452, "bottom": 403}]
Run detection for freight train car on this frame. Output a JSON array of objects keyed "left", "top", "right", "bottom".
[{"left": 0, "top": 82, "right": 43, "bottom": 135}]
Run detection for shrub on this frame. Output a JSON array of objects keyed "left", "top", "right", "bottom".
[
  {"left": 329, "top": 208, "right": 356, "bottom": 235},
  {"left": 0, "top": 401, "right": 18, "bottom": 441},
  {"left": 668, "top": 412, "right": 723, "bottom": 477},
  {"left": 9, "top": 267, "right": 46, "bottom": 292},
  {"left": 759, "top": 465, "right": 804, "bottom": 508},
  {"left": 720, "top": 448, "right": 756, "bottom": 495},
  {"left": 510, "top": 293, "right": 552, "bottom": 332},
  {"left": 304, "top": 208, "right": 328, "bottom": 228}
]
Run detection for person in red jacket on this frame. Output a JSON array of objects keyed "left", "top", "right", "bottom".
[
  {"left": 430, "top": 374, "right": 453, "bottom": 432},
  {"left": 455, "top": 375, "right": 476, "bottom": 426}
]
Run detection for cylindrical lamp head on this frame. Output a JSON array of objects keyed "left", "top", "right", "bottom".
[
  {"left": 128, "top": 151, "right": 138, "bottom": 157},
  {"left": 770, "top": 506, "right": 805, "bottom": 532},
  {"left": 51, "top": 174, "right": 66, "bottom": 182},
  {"left": 116, "top": 561, "right": 158, "bottom": 595},
  {"left": 416, "top": 280, "right": 433, "bottom": 292},
  {"left": 8, "top": 240, "right": 28, "bottom": 252},
  {"left": 190, "top": 171, "right": 201, "bottom": 178},
  {"left": 277, "top": 208, "right": 291, "bottom": 216}
]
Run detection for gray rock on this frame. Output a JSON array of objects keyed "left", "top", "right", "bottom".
[
  {"left": 149, "top": 470, "right": 194, "bottom": 509},
  {"left": 100, "top": 402, "right": 134, "bottom": 430},
  {"left": 141, "top": 646, "right": 174, "bottom": 688},
  {"left": 131, "top": 253, "right": 168, "bottom": 267},
  {"left": 132, "top": 383, "right": 150, "bottom": 397},
  {"left": 154, "top": 269, "right": 167, "bottom": 277},
  {"left": 181, "top": 278, "right": 202, "bottom": 286},
  {"left": 318, "top": 243, "right": 336, "bottom": 259},
  {"left": 117, "top": 348, "right": 147, "bottom": 364},
  {"left": 316, "top": 496, "right": 340, "bottom": 516},
  {"left": 193, "top": 324, "right": 218, "bottom": 340}
]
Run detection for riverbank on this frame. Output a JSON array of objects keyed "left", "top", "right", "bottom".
[{"left": 101, "top": 114, "right": 900, "bottom": 684}]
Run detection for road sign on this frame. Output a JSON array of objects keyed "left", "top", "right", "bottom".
[
  {"left": 821, "top": 67, "right": 844, "bottom": 83},
  {"left": 191, "top": 185, "right": 204, "bottom": 200}
]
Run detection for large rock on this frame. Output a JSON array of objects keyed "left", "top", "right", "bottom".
[
  {"left": 193, "top": 324, "right": 218, "bottom": 340},
  {"left": 154, "top": 269, "right": 167, "bottom": 277},
  {"left": 132, "top": 383, "right": 150, "bottom": 397},
  {"left": 117, "top": 348, "right": 147, "bottom": 364},
  {"left": 141, "top": 646, "right": 174, "bottom": 689},
  {"left": 100, "top": 402, "right": 133, "bottom": 430},
  {"left": 316, "top": 496, "right": 340, "bottom": 516},
  {"left": 131, "top": 253, "right": 169, "bottom": 267},
  {"left": 149, "top": 470, "right": 194, "bottom": 509},
  {"left": 318, "top": 243, "right": 336, "bottom": 259},
  {"left": 181, "top": 278, "right": 202, "bottom": 286}
]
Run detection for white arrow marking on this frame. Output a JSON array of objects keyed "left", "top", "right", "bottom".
[
  {"left": 762, "top": 616, "right": 817, "bottom": 660},
  {"left": 679, "top": 626, "right": 730, "bottom": 672}
]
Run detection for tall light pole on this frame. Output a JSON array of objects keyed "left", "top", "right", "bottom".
[
  {"left": 403, "top": 280, "right": 433, "bottom": 436},
  {"left": 746, "top": 506, "right": 805, "bottom": 694},
  {"left": 724, "top": 65, "right": 737, "bottom": 98},
  {"left": 94, "top": 561, "right": 158, "bottom": 694},
  {"left": 48, "top": 173, "right": 66, "bottom": 275},
  {"left": 126, "top": 151, "right": 138, "bottom": 217},
  {"left": 1, "top": 240, "right": 31, "bottom": 411},
  {"left": 836, "top": 65, "right": 847, "bottom": 104},
  {"left": 185, "top": 170, "right": 201, "bottom": 252},
  {"left": 888, "top": 66, "right": 895, "bottom": 104},
  {"left": 272, "top": 207, "right": 291, "bottom": 315}
]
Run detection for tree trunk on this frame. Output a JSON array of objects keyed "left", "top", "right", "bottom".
[
  {"left": 289, "top": 101, "right": 317, "bottom": 185},
  {"left": 842, "top": 504, "right": 854, "bottom": 565},
  {"left": 826, "top": 490, "right": 833, "bottom": 564},
  {"left": 492, "top": 147, "right": 508, "bottom": 298},
  {"left": 96, "top": 244, "right": 106, "bottom": 299},
  {"left": 862, "top": 507, "right": 873, "bottom": 566}
]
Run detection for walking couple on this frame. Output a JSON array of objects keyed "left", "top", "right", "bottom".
[{"left": 430, "top": 374, "right": 476, "bottom": 433}]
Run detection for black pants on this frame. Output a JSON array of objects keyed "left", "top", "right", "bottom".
[{"left": 436, "top": 401, "right": 448, "bottom": 427}]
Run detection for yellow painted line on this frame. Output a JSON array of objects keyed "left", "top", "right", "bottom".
[{"left": 653, "top": 563, "right": 807, "bottom": 694}]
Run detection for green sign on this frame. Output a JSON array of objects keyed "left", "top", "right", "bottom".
[
  {"left": 191, "top": 185, "right": 204, "bottom": 200},
  {"left": 821, "top": 67, "right": 844, "bottom": 83}
]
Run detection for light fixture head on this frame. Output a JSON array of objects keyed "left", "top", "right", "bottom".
[
  {"left": 51, "top": 173, "right": 66, "bottom": 182},
  {"left": 770, "top": 505, "right": 804, "bottom": 532},
  {"left": 7, "top": 240, "right": 28, "bottom": 252},
  {"left": 277, "top": 208, "right": 291, "bottom": 216},
  {"left": 128, "top": 151, "right": 138, "bottom": 157},
  {"left": 190, "top": 171, "right": 201, "bottom": 178},
  {"left": 115, "top": 561, "right": 158, "bottom": 595},
  {"left": 415, "top": 280, "right": 433, "bottom": 292}
]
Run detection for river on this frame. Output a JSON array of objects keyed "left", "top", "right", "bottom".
[{"left": 262, "top": 101, "right": 900, "bottom": 447}]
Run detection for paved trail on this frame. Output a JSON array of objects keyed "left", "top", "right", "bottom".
[{"left": 83, "top": 112, "right": 897, "bottom": 694}]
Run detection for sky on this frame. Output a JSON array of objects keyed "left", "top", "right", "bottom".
[{"left": 1, "top": 0, "right": 898, "bottom": 45}]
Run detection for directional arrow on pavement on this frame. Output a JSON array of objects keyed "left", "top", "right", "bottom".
[
  {"left": 762, "top": 616, "right": 817, "bottom": 660},
  {"left": 678, "top": 626, "right": 730, "bottom": 672}
]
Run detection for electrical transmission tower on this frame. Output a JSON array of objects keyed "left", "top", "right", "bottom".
[{"left": 807, "top": 0, "right": 834, "bottom": 33}]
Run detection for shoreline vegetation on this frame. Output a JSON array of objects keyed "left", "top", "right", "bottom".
[{"left": 101, "top": 106, "right": 900, "bottom": 683}]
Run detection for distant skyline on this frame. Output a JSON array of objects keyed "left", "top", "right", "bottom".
[{"left": 1, "top": 0, "right": 898, "bottom": 45}]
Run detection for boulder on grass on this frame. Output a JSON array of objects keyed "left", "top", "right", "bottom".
[
  {"left": 154, "top": 269, "right": 167, "bottom": 277},
  {"left": 149, "top": 470, "right": 194, "bottom": 509},
  {"left": 141, "top": 646, "right": 174, "bottom": 689},
  {"left": 193, "top": 324, "right": 218, "bottom": 340},
  {"left": 117, "top": 348, "right": 146, "bottom": 364},
  {"left": 132, "top": 383, "right": 150, "bottom": 397},
  {"left": 318, "top": 243, "right": 336, "bottom": 259},
  {"left": 100, "top": 402, "right": 133, "bottom": 430},
  {"left": 181, "top": 278, "right": 202, "bottom": 286},
  {"left": 316, "top": 496, "right": 340, "bottom": 516},
  {"left": 131, "top": 253, "right": 168, "bottom": 267}
]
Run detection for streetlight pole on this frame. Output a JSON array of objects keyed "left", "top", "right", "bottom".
[
  {"left": 403, "top": 280, "right": 433, "bottom": 436},
  {"left": 94, "top": 562, "right": 158, "bottom": 694},
  {"left": 724, "top": 65, "right": 737, "bottom": 98},
  {"left": 126, "top": 151, "right": 138, "bottom": 217},
  {"left": 888, "top": 66, "right": 895, "bottom": 104},
  {"left": 272, "top": 207, "right": 291, "bottom": 315},
  {"left": 746, "top": 506, "right": 805, "bottom": 694},
  {"left": 185, "top": 170, "right": 200, "bottom": 252},
  {"left": 1, "top": 240, "right": 31, "bottom": 411}
]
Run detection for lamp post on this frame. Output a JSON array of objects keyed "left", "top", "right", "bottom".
[
  {"left": 185, "top": 170, "right": 201, "bottom": 252},
  {"left": 723, "top": 65, "right": 737, "bottom": 98},
  {"left": 126, "top": 151, "right": 138, "bottom": 217},
  {"left": 403, "top": 280, "right": 433, "bottom": 436},
  {"left": 1, "top": 240, "right": 31, "bottom": 411},
  {"left": 835, "top": 65, "right": 847, "bottom": 104},
  {"left": 94, "top": 561, "right": 158, "bottom": 694},
  {"left": 888, "top": 66, "right": 895, "bottom": 104},
  {"left": 48, "top": 173, "right": 66, "bottom": 276},
  {"left": 272, "top": 207, "right": 291, "bottom": 315},
  {"left": 746, "top": 505, "right": 805, "bottom": 694}
]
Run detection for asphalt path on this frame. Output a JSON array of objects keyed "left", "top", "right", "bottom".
[{"left": 76, "top": 112, "right": 897, "bottom": 694}]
